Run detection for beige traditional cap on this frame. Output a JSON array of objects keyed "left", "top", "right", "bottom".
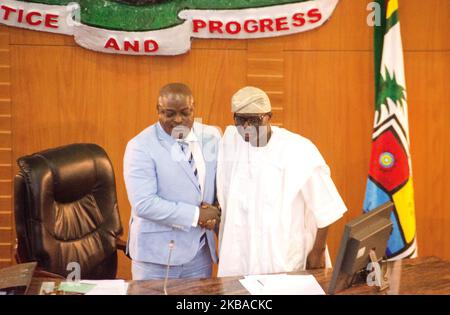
[{"left": 231, "top": 86, "right": 271, "bottom": 114}]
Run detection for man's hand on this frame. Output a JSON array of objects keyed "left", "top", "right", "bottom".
[
  {"left": 306, "top": 248, "right": 326, "bottom": 269},
  {"left": 203, "top": 219, "right": 218, "bottom": 230},
  {"left": 198, "top": 202, "right": 221, "bottom": 230}
]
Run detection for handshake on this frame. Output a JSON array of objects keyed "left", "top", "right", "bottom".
[{"left": 198, "top": 202, "right": 221, "bottom": 230}]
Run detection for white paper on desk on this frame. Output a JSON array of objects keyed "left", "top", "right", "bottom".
[
  {"left": 239, "top": 278, "right": 263, "bottom": 295},
  {"left": 240, "top": 274, "right": 325, "bottom": 295},
  {"left": 80, "top": 280, "right": 129, "bottom": 295},
  {"left": 239, "top": 274, "right": 288, "bottom": 295}
]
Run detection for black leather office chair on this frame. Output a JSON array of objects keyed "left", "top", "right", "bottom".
[{"left": 14, "top": 143, "right": 126, "bottom": 279}]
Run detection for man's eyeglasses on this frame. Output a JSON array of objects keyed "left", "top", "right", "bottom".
[{"left": 234, "top": 113, "right": 271, "bottom": 126}]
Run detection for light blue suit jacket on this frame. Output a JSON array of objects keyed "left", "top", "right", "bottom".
[{"left": 124, "top": 122, "right": 220, "bottom": 265}]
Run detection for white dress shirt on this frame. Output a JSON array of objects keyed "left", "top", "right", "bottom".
[{"left": 182, "top": 128, "right": 206, "bottom": 227}]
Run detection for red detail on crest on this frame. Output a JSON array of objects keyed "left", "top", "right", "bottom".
[
  {"left": 225, "top": 21, "right": 241, "bottom": 34},
  {"left": 144, "top": 39, "right": 159, "bottom": 52},
  {"left": 104, "top": 37, "right": 159, "bottom": 53},
  {"left": 1, "top": 5, "right": 59, "bottom": 29},
  {"left": 104, "top": 37, "right": 120, "bottom": 51},
  {"left": 307, "top": 8, "right": 322, "bottom": 23},
  {"left": 368, "top": 129, "right": 409, "bottom": 192},
  {"left": 275, "top": 17, "right": 289, "bottom": 31},
  {"left": 193, "top": 19, "right": 207, "bottom": 33},
  {"left": 292, "top": 13, "right": 306, "bottom": 27},
  {"left": 190, "top": 8, "right": 323, "bottom": 36},
  {"left": 243, "top": 20, "right": 258, "bottom": 33},
  {"left": 44, "top": 14, "right": 58, "bottom": 28},
  {"left": 209, "top": 20, "right": 223, "bottom": 34}
]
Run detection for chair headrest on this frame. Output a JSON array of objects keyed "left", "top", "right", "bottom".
[{"left": 17, "top": 143, "right": 111, "bottom": 203}]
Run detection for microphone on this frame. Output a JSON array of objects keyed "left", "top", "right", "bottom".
[{"left": 163, "top": 240, "right": 175, "bottom": 295}]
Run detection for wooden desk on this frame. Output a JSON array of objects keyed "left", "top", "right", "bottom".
[{"left": 29, "top": 256, "right": 450, "bottom": 295}]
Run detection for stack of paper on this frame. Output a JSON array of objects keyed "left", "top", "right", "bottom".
[
  {"left": 57, "top": 282, "right": 97, "bottom": 294},
  {"left": 80, "top": 280, "right": 129, "bottom": 295},
  {"left": 239, "top": 274, "right": 325, "bottom": 295}
]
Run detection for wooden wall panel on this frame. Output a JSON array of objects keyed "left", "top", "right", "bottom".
[
  {"left": 247, "top": 50, "right": 285, "bottom": 126},
  {"left": 0, "top": 26, "right": 11, "bottom": 269},
  {"left": 192, "top": 39, "right": 247, "bottom": 50},
  {"left": 0, "top": 211, "right": 11, "bottom": 227},
  {"left": 405, "top": 52, "right": 450, "bottom": 259},
  {"left": 283, "top": 0, "right": 450, "bottom": 52},
  {"left": 284, "top": 51, "right": 374, "bottom": 259},
  {"left": 3, "top": 0, "right": 449, "bottom": 279},
  {"left": 283, "top": 0, "right": 372, "bottom": 51},
  {"left": 0, "top": 99, "right": 11, "bottom": 115},
  {"left": 401, "top": 0, "right": 450, "bottom": 51},
  {"left": 9, "top": 28, "right": 76, "bottom": 46}
]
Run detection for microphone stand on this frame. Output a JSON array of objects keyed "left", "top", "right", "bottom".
[{"left": 163, "top": 240, "right": 175, "bottom": 295}]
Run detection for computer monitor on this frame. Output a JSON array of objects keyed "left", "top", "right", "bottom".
[{"left": 328, "top": 201, "right": 394, "bottom": 294}]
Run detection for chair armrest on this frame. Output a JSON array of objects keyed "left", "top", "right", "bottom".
[
  {"left": 33, "top": 269, "right": 65, "bottom": 279},
  {"left": 15, "top": 238, "right": 64, "bottom": 279},
  {"left": 116, "top": 238, "right": 127, "bottom": 253}
]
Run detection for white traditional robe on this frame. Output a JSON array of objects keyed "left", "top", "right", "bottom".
[{"left": 217, "top": 126, "right": 347, "bottom": 277}]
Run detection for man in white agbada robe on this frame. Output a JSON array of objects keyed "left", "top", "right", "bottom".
[{"left": 217, "top": 87, "right": 347, "bottom": 277}]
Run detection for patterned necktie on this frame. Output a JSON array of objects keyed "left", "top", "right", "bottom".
[{"left": 179, "top": 141, "right": 201, "bottom": 191}]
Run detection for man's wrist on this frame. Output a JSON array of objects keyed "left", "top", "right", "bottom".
[{"left": 312, "top": 246, "right": 326, "bottom": 252}]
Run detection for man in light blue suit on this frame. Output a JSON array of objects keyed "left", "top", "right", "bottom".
[{"left": 124, "top": 83, "right": 221, "bottom": 280}]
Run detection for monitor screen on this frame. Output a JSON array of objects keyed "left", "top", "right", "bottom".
[{"left": 328, "top": 202, "right": 394, "bottom": 294}]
